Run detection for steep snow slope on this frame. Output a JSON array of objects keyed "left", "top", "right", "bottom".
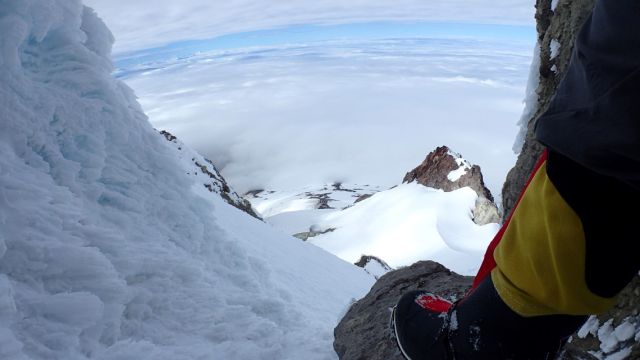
[{"left": 0, "top": 1, "right": 373, "bottom": 359}]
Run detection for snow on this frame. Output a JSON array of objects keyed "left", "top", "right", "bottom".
[
  {"left": 247, "top": 183, "right": 498, "bottom": 276},
  {"left": 577, "top": 316, "right": 637, "bottom": 360},
  {"left": 550, "top": 39, "right": 561, "bottom": 60},
  {"left": 449, "top": 311, "right": 459, "bottom": 331},
  {"left": 578, "top": 316, "right": 600, "bottom": 338},
  {"left": 599, "top": 320, "right": 618, "bottom": 353},
  {"left": 246, "top": 184, "right": 380, "bottom": 219},
  {"left": 0, "top": 1, "right": 374, "bottom": 359},
  {"left": 551, "top": 0, "right": 560, "bottom": 11},
  {"left": 613, "top": 320, "right": 636, "bottom": 342},
  {"left": 308, "top": 184, "right": 499, "bottom": 275},
  {"left": 447, "top": 150, "right": 472, "bottom": 182},
  {"left": 605, "top": 348, "right": 632, "bottom": 360},
  {"left": 513, "top": 43, "right": 541, "bottom": 153},
  {"left": 267, "top": 209, "right": 335, "bottom": 235}
]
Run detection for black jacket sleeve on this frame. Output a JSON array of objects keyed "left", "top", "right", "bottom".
[{"left": 535, "top": 0, "right": 640, "bottom": 190}]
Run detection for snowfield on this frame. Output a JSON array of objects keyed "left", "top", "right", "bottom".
[
  {"left": 249, "top": 183, "right": 499, "bottom": 276},
  {"left": 0, "top": 1, "right": 374, "bottom": 359}
]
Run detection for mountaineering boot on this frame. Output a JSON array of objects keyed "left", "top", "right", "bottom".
[
  {"left": 448, "top": 276, "right": 587, "bottom": 359},
  {"left": 393, "top": 276, "right": 588, "bottom": 359},
  {"left": 392, "top": 291, "right": 453, "bottom": 360}
]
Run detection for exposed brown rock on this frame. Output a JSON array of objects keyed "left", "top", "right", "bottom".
[
  {"left": 404, "top": 146, "right": 494, "bottom": 202},
  {"left": 404, "top": 146, "right": 500, "bottom": 225}
]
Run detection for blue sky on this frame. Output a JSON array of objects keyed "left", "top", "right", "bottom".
[
  {"left": 115, "top": 21, "right": 535, "bottom": 68},
  {"left": 86, "top": 0, "right": 536, "bottom": 54}
]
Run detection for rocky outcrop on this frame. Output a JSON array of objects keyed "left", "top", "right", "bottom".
[
  {"left": 403, "top": 146, "right": 500, "bottom": 225},
  {"left": 159, "top": 130, "right": 260, "bottom": 219},
  {"left": 334, "top": 261, "right": 472, "bottom": 360}
]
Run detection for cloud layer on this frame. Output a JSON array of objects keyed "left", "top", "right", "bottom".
[
  {"left": 121, "top": 38, "right": 533, "bottom": 198},
  {"left": 85, "top": 0, "right": 535, "bottom": 53}
]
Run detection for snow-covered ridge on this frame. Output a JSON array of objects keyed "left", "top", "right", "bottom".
[
  {"left": 249, "top": 180, "right": 499, "bottom": 276},
  {"left": 159, "top": 130, "right": 259, "bottom": 218},
  {"left": 0, "top": 1, "right": 374, "bottom": 359},
  {"left": 245, "top": 183, "right": 381, "bottom": 219}
]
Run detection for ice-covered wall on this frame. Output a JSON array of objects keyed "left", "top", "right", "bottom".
[{"left": 0, "top": 1, "right": 373, "bottom": 359}]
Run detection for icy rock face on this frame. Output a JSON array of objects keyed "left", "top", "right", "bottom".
[
  {"left": 334, "top": 261, "right": 471, "bottom": 360},
  {"left": 159, "top": 130, "right": 260, "bottom": 218},
  {"left": 403, "top": 146, "right": 500, "bottom": 225}
]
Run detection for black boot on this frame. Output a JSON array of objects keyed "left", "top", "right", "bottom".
[
  {"left": 448, "top": 276, "right": 587, "bottom": 359},
  {"left": 392, "top": 291, "right": 454, "bottom": 360},
  {"left": 393, "top": 277, "right": 588, "bottom": 360}
]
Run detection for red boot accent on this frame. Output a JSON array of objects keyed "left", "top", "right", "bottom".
[{"left": 415, "top": 294, "right": 452, "bottom": 313}]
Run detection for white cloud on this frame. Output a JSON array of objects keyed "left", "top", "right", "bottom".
[
  {"left": 121, "top": 39, "right": 532, "bottom": 199},
  {"left": 84, "top": 0, "right": 535, "bottom": 54}
]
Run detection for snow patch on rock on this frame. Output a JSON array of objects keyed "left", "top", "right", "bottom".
[
  {"left": 550, "top": 39, "right": 561, "bottom": 60},
  {"left": 447, "top": 151, "right": 472, "bottom": 182},
  {"left": 513, "top": 43, "right": 541, "bottom": 154}
]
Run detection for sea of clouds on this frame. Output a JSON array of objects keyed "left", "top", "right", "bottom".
[{"left": 121, "top": 38, "right": 533, "bottom": 198}]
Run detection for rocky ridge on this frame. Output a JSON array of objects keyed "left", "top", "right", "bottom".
[
  {"left": 244, "top": 183, "right": 382, "bottom": 218},
  {"left": 354, "top": 255, "right": 394, "bottom": 280},
  {"left": 403, "top": 146, "right": 500, "bottom": 225},
  {"left": 160, "top": 130, "right": 259, "bottom": 218}
]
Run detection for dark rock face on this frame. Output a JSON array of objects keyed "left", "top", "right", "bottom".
[
  {"left": 404, "top": 146, "right": 500, "bottom": 225},
  {"left": 334, "top": 261, "right": 472, "bottom": 360}
]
